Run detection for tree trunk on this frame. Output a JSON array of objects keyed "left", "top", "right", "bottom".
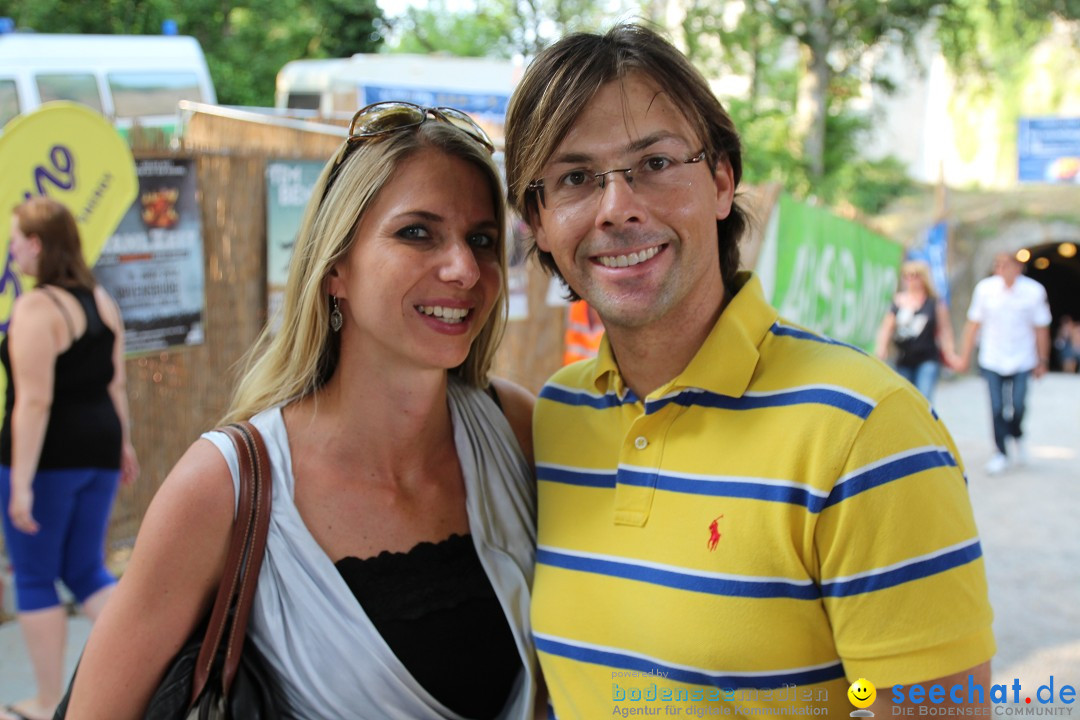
[{"left": 793, "top": 0, "right": 832, "bottom": 180}]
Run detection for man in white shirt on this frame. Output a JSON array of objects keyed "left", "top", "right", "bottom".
[{"left": 959, "top": 252, "right": 1052, "bottom": 474}]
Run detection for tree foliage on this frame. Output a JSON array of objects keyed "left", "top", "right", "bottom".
[
  {"left": 384, "top": 0, "right": 632, "bottom": 58},
  {"left": 0, "top": 0, "right": 385, "bottom": 106},
  {"left": 937, "top": 0, "right": 1079, "bottom": 85},
  {"left": 389, "top": 0, "right": 517, "bottom": 58},
  {"left": 683, "top": 0, "right": 946, "bottom": 188},
  {"left": 683, "top": 0, "right": 922, "bottom": 213}
]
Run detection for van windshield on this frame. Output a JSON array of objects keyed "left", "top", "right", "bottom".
[
  {"left": 36, "top": 73, "right": 104, "bottom": 113},
  {"left": 0, "top": 79, "right": 18, "bottom": 129},
  {"left": 107, "top": 71, "right": 204, "bottom": 118}
]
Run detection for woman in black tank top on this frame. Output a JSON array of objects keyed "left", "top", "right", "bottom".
[
  {"left": 0, "top": 197, "right": 137, "bottom": 720},
  {"left": 873, "top": 260, "right": 960, "bottom": 403}
]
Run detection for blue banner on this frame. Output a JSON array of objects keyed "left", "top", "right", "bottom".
[
  {"left": 905, "top": 220, "right": 950, "bottom": 306},
  {"left": 1018, "top": 117, "right": 1080, "bottom": 183},
  {"left": 359, "top": 85, "right": 509, "bottom": 120}
]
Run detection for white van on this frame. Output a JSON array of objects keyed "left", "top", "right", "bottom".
[
  {"left": 275, "top": 53, "right": 520, "bottom": 142},
  {"left": 0, "top": 32, "right": 216, "bottom": 134}
]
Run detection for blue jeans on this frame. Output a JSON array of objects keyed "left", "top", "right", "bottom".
[
  {"left": 0, "top": 466, "right": 119, "bottom": 611},
  {"left": 896, "top": 360, "right": 941, "bottom": 404},
  {"left": 980, "top": 368, "right": 1030, "bottom": 455}
]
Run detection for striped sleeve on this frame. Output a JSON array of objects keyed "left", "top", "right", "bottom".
[{"left": 815, "top": 385, "right": 995, "bottom": 684}]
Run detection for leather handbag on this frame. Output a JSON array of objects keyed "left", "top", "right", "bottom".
[{"left": 54, "top": 421, "right": 282, "bottom": 720}]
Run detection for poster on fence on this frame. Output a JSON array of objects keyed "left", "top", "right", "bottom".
[
  {"left": 94, "top": 158, "right": 206, "bottom": 353},
  {"left": 266, "top": 160, "right": 325, "bottom": 330}
]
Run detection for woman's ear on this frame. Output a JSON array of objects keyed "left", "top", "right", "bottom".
[{"left": 325, "top": 263, "right": 345, "bottom": 299}]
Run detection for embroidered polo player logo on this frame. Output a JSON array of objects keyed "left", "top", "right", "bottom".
[{"left": 707, "top": 515, "right": 723, "bottom": 551}]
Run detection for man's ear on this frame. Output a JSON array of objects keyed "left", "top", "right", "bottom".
[
  {"left": 713, "top": 159, "right": 735, "bottom": 221},
  {"left": 528, "top": 206, "right": 551, "bottom": 253},
  {"left": 534, "top": 224, "right": 551, "bottom": 254}
]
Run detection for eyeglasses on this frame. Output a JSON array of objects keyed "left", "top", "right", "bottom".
[
  {"left": 527, "top": 148, "right": 707, "bottom": 211},
  {"left": 323, "top": 102, "right": 495, "bottom": 198}
]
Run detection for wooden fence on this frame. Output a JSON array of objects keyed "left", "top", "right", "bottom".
[
  {"left": 2, "top": 106, "right": 773, "bottom": 564},
  {"left": 110, "top": 106, "right": 565, "bottom": 552}
]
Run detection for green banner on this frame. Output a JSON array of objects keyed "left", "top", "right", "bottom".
[{"left": 768, "top": 194, "right": 902, "bottom": 351}]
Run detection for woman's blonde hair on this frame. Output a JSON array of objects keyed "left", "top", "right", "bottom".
[
  {"left": 901, "top": 260, "right": 937, "bottom": 300},
  {"left": 223, "top": 122, "right": 507, "bottom": 424}
]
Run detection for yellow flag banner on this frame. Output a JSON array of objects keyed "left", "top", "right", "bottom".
[{"left": 0, "top": 101, "right": 138, "bottom": 332}]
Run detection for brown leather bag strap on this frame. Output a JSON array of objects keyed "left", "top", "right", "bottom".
[
  {"left": 188, "top": 421, "right": 273, "bottom": 707},
  {"left": 221, "top": 421, "right": 273, "bottom": 693}
]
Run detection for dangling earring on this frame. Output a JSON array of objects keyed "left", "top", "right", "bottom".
[{"left": 329, "top": 295, "right": 343, "bottom": 332}]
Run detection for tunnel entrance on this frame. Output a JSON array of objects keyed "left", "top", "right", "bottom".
[{"left": 1021, "top": 241, "right": 1080, "bottom": 371}]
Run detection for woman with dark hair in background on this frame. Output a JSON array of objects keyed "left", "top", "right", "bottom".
[{"left": 0, "top": 197, "right": 137, "bottom": 720}]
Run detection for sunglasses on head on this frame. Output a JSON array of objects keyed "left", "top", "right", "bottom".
[
  {"left": 321, "top": 102, "right": 495, "bottom": 200},
  {"left": 349, "top": 102, "right": 494, "bottom": 151}
]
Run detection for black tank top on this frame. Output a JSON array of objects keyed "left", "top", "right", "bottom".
[
  {"left": 335, "top": 533, "right": 521, "bottom": 719},
  {"left": 891, "top": 296, "right": 940, "bottom": 368},
  {"left": 1, "top": 285, "right": 122, "bottom": 469}
]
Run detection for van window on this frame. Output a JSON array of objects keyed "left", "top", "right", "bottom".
[
  {"left": 36, "top": 73, "right": 104, "bottom": 113},
  {"left": 0, "top": 79, "right": 19, "bottom": 128},
  {"left": 107, "top": 71, "right": 204, "bottom": 117},
  {"left": 286, "top": 92, "right": 321, "bottom": 110}
]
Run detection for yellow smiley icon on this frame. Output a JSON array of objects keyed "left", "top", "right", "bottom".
[{"left": 848, "top": 678, "right": 877, "bottom": 708}]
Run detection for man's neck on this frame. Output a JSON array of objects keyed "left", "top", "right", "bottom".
[{"left": 605, "top": 291, "right": 728, "bottom": 399}]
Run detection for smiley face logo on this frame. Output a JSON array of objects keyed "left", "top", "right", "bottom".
[{"left": 848, "top": 678, "right": 877, "bottom": 708}]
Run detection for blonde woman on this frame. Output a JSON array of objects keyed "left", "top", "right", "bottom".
[
  {"left": 874, "top": 260, "right": 958, "bottom": 402},
  {"left": 65, "top": 105, "right": 538, "bottom": 719}
]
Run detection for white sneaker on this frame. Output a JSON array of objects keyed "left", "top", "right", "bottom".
[
  {"left": 985, "top": 453, "right": 1008, "bottom": 475},
  {"left": 1012, "top": 437, "right": 1028, "bottom": 466}
]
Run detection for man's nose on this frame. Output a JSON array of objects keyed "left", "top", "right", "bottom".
[{"left": 594, "top": 169, "right": 647, "bottom": 229}]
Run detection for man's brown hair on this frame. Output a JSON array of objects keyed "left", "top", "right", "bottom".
[{"left": 504, "top": 23, "right": 746, "bottom": 298}]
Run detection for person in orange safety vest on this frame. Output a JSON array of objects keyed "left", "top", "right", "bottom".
[{"left": 563, "top": 300, "right": 605, "bottom": 365}]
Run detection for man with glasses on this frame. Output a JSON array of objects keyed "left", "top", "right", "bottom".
[{"left": 504, "top": 24, "right": 994, "bottom": 717}]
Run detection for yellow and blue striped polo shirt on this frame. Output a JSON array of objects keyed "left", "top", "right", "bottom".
[{"left": 532, "top": 273, "right": 994, "bottom": 718}]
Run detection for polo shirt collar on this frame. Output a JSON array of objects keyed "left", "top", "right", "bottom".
[
  {"left": 588, "top": 272, "right": 778, "bottom": 400},
  {"left": 678, "top": 272, "right": 777, "bottom": 397},
  {"left": 590, "top": 333, "right": 625, "bottom": 397}
]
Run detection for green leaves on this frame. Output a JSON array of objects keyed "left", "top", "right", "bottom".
[
  {"left": 384, "top": 0, "right": 633, "bottom": 58},
  {"left": 1, "top": 0, "right": 386, "bottom": 106},
  {"left": 682, "top": 0, "right": 942, "bottom": 211}
]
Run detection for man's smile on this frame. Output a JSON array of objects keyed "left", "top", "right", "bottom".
[{"left": 592, "top": 243, "right": 666, "bottom": 268}]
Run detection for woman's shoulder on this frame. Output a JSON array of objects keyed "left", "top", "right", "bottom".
[
  {"left": 488, "top": 376, "right": 535, "bottom": 465},
  {"left": 91, "top": 284, "right": 124, "bottom": 330},
  {"left": 11, "top": 286, "right": 59, "bottom": 314},
  {"left": 8, "top": 287, "right": 70, "bottom": 339},
  {"left": 489, "top": 376, "right": 535, "bottom": 416},
  {"left": 148, "top": 438, "right": 237, "bottom": 536}
]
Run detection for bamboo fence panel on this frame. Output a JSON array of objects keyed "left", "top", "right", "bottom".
[{"left": 3, "top": 109, "right": 777, "bottom": 568}]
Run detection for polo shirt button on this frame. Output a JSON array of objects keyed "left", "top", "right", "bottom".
[{"left": 634, "top": 436, "right": 648, "bottom": 450}]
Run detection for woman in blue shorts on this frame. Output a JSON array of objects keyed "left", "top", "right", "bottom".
[{"left": 0, "top": 198, "right": 138, "bottom": 720}]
